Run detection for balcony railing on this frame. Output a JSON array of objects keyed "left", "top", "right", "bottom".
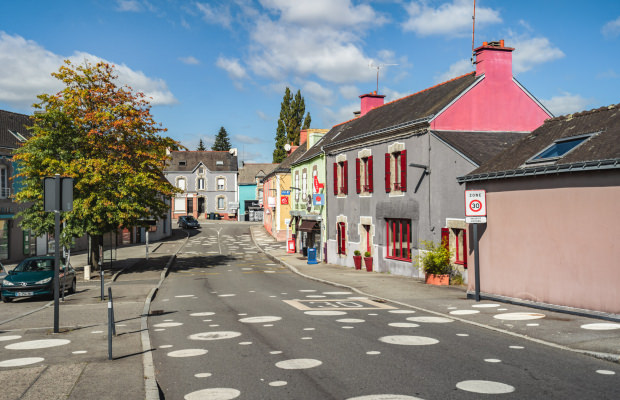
[{"left": 0, "top": 187, "right": 11, "bottom": 198}]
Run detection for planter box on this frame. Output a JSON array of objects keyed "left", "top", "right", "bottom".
[
  {"left": 425, "top": 273, "right": 449, "bottom": 286},
  {"left": 353, "top": 255, "right": 362, "bottom": 270},
  {"left": 363, "top": 257, "right": 373, "bottom": 272}
]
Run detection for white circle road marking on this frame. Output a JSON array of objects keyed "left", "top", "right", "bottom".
[
  {"left": 159, "top": 345, "right": 173, "bottom": 348},
  {"left": 153, "top": 322, "right": 183, "bottom": 328},
  {"left": 275, "top": 359, "right": 322, "bottom": 370},
  {"left": 269, "top": 381, "right": 287, "bottom": 387},
  {"left": 72, "top": 350, "right": 87, "bottom": 354},
  {"left": 581, "top": 323, "right": 620, "bottom": 330},
  {"left": 596, "top": 370, "right": 616, "bottom": 375},
  {"left": 346, "top": 395, "right": 425, "bottom": 400},
  {"left": 167, "top": 349, "right": 208, "bottom": 358},
  {"left": 336, "top": 319, "right": 365, "bottom": 323},
  {"left": 509, "top": 346, "right": 524, "bottom": 349},
  {"left": 189, "top": 331, "right": 242, "bottom": 341},
  {"left": 323, "top": 291, "right": 352, "bottom": 295},
  {"left": 379, "top": 336, "right": 439, "bottom": 346},
  {"left": 0, "top": 335, "right": 21, "bottom": 342},
  {"left": 5, "top": 339, "right": 70, "bottom": 350},
  {"left": 190, "top": 312, "right": 215, "bottom": 317},
  {"left": 218, "top": 294, "right": 236, "bottom": 297},
  {"left": 184, "top": 388, "right": 240, "bottom": 400},
  {"left": 366, "top": 351, "right": 381, "bottom": 355},
  {"left": 304, "top": 311, "right": 347, "bottom": 316},
  {"left": 388, "top": 323, "right": 420, "bottom": 328},
  {"left": 388, "top": 310, "right": 416, "bottom": 314},
  {"left": 456, "top": 333, "right": 470, "bottom": 337},
  {"left": 406, "top": 316, "right": 454, "bottom": 323},
  {"left": 484, "top": 359, "right": 502, "bottom": 363},
  {"left": 472, "top": 304, "right": 500, "bottom": 308},
  {"left": 269, "top": 351, "right": 283, "bottom": 355},
  {"left": 449, "top": 310, "right": 480, "bottom": 315},
  {"left": 456, "top": 380, "right": 515, "bottom": 394},
  {"left": 494, "top": 312, "right": 545, "bottom": 321},
  {"left": 239, "top": 342, "right": 252, "bottom": 345},
  {"left": 239, "top": 316, "right": 282, "bottom": 324},
  {"left": 306, "top": 295, "right": 326, "bottom": 298},
  {"left": 303, "top": 328, "right": 315, "bottom": 331},
  {"left": 175, "top": 295, "right": 194, "bottom": 298},
  {"left": 299, "top": 290, "right": 316, "bottom": 292},
  {"left": 0, "top": 357, "right": 45, "bottom": 367},
  {"left": 194, "top": 373, "right": 212, "bottom": 378}
]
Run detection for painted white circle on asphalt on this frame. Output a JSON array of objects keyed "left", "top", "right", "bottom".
[
  {"left": 342, "top": 326, "right": 354, "bottom": 329},
  {"left": 301, "top": 337, "right": 312, "bottom": 340},
  {"left": 175, "top": 295, "right": 194, "bottom": 298},
  {"left": 472, "top": 304, "right": 500, "bottom": 308},
  {"left": 239, "top": 342, "right": 252, "bottom": 345},
  {"left": 239, "top": 316, "right": 282, "bottom": 324},
  {"left": 509, "top": 346, "right": 524, "bottom": 349},
  {"left": 194, "top": 373, "right": 212, "bottom": 378},
  {"left": 189, "top": 331, "right": 242, "bottom": 341},
  {"left": 190, "top": 312, "right": 215, "bottom": 317},
  {"left": 159, "top": 345, "right": 173, "bottom": 348},
  {"left": 456, "top": 334, "right": 470, "bottom": 337},
  {"left": 388, "top": 323, "right": 420, "bottom": 328},
  {"left": 0, "top": 335, "right": 21, "bottom": 342},
  {"left": 304, "top": 311, "right": 347, "bottom": 316},
  {"left": 366, "top": 351, "right": 381, "bottom": 355},
  {"left": 596, "top": 370, "right": 616, "bottom": 375},
  {"left": 155, "top": 329, "right": 165, "bottom": 332},
  {"left": 306, "top": 295, "right": 326, "bottom": 298},
  {"left": 494, "top": 312, "right": 545, "bottom": 321},
  {"left": 167, "top": 349, "right": 208, "bottom": 358},
  {"left": 303, "top": 328, "right": 315, "bottom": 331},
  {"left": 276, "top": 358, "right": 322, "bottom": 369},
  {"left": 91, "top": 331, "right": 103, "bottom": 334},
  {"left": 379, "top": 335, "right": 439, "bottom": 346},
  {"left": 484, "top": 359, "right": 502, "bottom": 363},
  {"left": 323, "top": 291, "right": 352, "bottom": 295},
  {"left": 0, "top": 357, "right": 44, "bottom": 367},
  {"left": 449, "top": 310, "right": 480, "bottom": 315},
  {"left": 72, "top": 351, "right": 87, "bottom": 354},
  {"left": 5, "top": 339, "right": 70, "bottom": 350},
  {"left": 218, "top": 294, "right": 236, "bottom": 297},
  {"left": 406, "top": 316, "right": 454, "bottom": 323},
  {"left": 299, "top": 290, "right": 316, "bottom": 292},
  {"left": 269, "top": 351, "right": 283, "bottom": 355},
  {"left": 580, "top": 323, "right": 620, "bottom": 330},
  {"left": 336, "top": 319, "right": 365, "bottom": 323},
  {"left": 456, "top": 380, "right": 515, "bottom": 394},
  {"left": 153, "top": 322, "right": 183, "bottom": 328},
  {"left": 527, "top": 323, "right": 539, "bottom": 327},
  {"left": 184, "top": 388, "right": 240, "bottom": 400},
  {"left": 389, "top": 310, "right": 416, "bottom": 314},
  {"left": 269, "top": 381, "right": 287, "bottom": 387},
  {"left": 346, "top": 395, "right": 425, "bottom": 400}
]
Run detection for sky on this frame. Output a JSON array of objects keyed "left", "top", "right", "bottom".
[{"left": 1, "top": 0, "right": 619, "bottom": 164}]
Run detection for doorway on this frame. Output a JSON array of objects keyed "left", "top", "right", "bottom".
[{"left": 198, "top": 197, "right": 205, "bottom": 215}]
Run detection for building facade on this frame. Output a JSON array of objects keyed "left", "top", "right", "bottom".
[{"left": 238, "top": 163, "right": 277, "bottom": 221}]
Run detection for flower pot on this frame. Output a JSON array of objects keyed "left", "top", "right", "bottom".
[
  {"left": 353, "top": 255, "right": 362, "bottom": 270},
  {"left": 363, "top": 257, "right": 373, "bottom": 272},
  {"left": 425, "top": 273, "right": 449, "bottom": 286}
]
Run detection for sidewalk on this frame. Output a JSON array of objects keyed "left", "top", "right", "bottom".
[
  {"left": 250, "top": 225, "right": 620, "bottom": 363},
  {"left": 0, "top": 230, "right": 187, "bottom": 400}
]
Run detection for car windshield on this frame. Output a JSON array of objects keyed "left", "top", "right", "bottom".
[
  {"left": 14, "top": 259, "right": 55, "bottom": 272},
  {"left": 186, "top": 216, "right": 197, "bottom": 222}
]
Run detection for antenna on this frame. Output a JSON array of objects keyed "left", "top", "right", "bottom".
[
  {"left": 471, "top": 0, "right": 476, "bottom": 64},
  {"left": 368, "top": 62, "right": 398, "bottom": 93}
]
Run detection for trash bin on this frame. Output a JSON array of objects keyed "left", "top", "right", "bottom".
[
  {"left": 215, "top": 213, "right": 221, "bottom": 220},
  {"left": 302, "top": 247, "right": 307, "bottom": 257},
  {"left": 209, "top": 212, "right": 215, "bottom": 220},
  {"left": 307, "top": 248, "right": 318, "bottom": 265}
]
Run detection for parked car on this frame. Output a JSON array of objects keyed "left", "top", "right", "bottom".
[
  {"left": 0, "top": 262, "right": 6, "bottom": 286},
  {"left": 178, "top": 215, "right": 200, "bottom": 229},
  {"left": 1, "top": 256, "right": 76, "bottom": 303}
]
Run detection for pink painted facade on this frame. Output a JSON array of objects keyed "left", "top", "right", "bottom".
[
  {"left": 359, "top": 92, "right": 386, "bottom": 117},
  {"left": 431, "top": 42, "right": 552, "bottom": 132},
  {"left": 467, "top": 172, "right": 620, "bottom": 314}
]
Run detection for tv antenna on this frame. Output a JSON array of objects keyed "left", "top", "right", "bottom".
[
  {"left": 368, "top": 62, "right": 398, "bottom": 93},
  {"left": 471, "top": 0, "right": 476, "bottom": 64}
]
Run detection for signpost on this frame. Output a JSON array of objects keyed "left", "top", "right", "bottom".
[
  {"left": 465, "top": 190, "right": 486, "bottom": 302},
  {"left": 44, "top": 175, "right": 73, "bottom": 334}
]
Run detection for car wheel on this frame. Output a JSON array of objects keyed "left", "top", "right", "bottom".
[
  {"left": 2, "top": 295, "right": 11, "bottom": 303},
  {"left": 69, "top": 279, "right": 76, "bottom": 294}
]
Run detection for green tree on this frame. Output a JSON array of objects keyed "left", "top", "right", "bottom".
[
  {"left": 197, "top": 138, "right": 206, "bottom": 151},
  {"left": 14, "top": 60, "right": 181, "bottom": 267},
  {"left": 212, "top": 126, "right": 231, "bottom": 151},
  {"left": 272, "top": 119, "right": 287, "bottom": 163},
  {"left": 273, "top": 88, "right": 311, "bottom": 159}
]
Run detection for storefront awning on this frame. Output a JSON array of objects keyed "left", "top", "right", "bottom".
[{"left": 298, "top": 220, "right": 319, "bottom": 232}]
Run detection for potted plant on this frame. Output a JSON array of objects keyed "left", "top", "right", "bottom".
[
  {"left": 363, "top": 251, "right": 373, "bottom": 272},
  {"left": 415, "top": 240, "right": 452, "bottom": 285},
  {"left": 353, "top": 250, "right": 362, "bottom": 270}
]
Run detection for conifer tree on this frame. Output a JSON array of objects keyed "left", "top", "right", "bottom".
[
  {"left": 272, "top": 120, "right": 287, "bottom": 163},
  {"left": 272, "top": 87, "right": 311, "bottom": 161},
  {"left": 212, "top": 126, "right": 231, "bottom": 151},
  {"left": 197, "top": 138, "right": 206, "bottom": 151}
]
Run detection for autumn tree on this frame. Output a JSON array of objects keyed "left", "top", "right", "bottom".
[
  {"left": 211, "top": 126, "right": 231, "bottom": 151},
  {"left": 272, "top": 87, "right": 311, "bottom": 162},
  {"left": 197, "top": 138, "right": 206, "bottom": 151},
  {"left": 14, "top": 60, "right": 181, "bottom": 267}
]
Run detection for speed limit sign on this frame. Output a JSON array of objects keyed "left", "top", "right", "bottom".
[{"left": 465, "top": 190, "right": 486, "bottom": 223}]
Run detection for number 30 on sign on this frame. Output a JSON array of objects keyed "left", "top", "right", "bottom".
[{"left": 465, "top": 190, "right": 486, "bottom": 223}]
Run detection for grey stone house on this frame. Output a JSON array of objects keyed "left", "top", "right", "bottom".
[{"left": 164, "top": 150, "right": 239, "bottom": 220}]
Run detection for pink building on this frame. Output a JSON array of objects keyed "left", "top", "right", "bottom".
[{"left": 459, "top": 104, "right": 620, "bottom": 315}]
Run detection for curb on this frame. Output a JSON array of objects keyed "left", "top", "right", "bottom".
[{"left": 249, "top": 226, "right": 620, "bottom": 365}]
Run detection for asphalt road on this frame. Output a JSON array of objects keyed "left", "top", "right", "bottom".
[{"left": 149, "top": 224, "right": 619, "bottom": 400}]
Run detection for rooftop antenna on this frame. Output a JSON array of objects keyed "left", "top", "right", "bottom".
[
  {"left": 368, "top": 62, "right": 398, "bottom": 93},
  {"left": 471, "top": 0, "right": 476, "bottom": 64}
]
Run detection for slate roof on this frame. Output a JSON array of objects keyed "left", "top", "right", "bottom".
[
  {"left": 0, "top": 109, "right": 32, "bottom": 150},
  {"left": 459, "top": 104, "right": 620, "bottom": 182},
  {"left": 432, "top": 131, "right": 529, "bottom": 166},
  {"left": 239, "top": 163, "right": 278, "bottom": 184},
  {"left": 165, "top": 151, "right": 238, "bottom": 172},
  {"left": 296, "top": 72, "right": 479, "bottom": 163}
]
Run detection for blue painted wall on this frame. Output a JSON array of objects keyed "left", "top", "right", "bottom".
[{"left": 239, "top": 184, "right": 257, "bottom": 216}]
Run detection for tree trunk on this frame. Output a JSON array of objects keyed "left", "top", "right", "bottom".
[{"left": 90, "top": 234, "right": 103, "bottom": 270}]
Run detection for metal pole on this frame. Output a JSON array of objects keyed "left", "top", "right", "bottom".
[
  {"left": 474, "top": 223, "right": 481, "bottom": 302},
  {"left": 53, "top": 175, "right": 61, "bottom": 333},
  {"left": 100, "top": 247, "right": 104, "bottom": 301},
  {"left": 108, "top": 287, "right": 116, "bottom": 335},
  {"left": 108, "top": 288, "right": 113, "bottom": 360},
  {"left": 145, "top": 229, "right": 149, "bottom": 261}
]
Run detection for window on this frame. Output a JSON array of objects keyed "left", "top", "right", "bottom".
[
  {"left": 386, "top": 219, "right": 411, "bottom": 261},
  {"left": 385, "top": 150, "right": 407, "bottom": 192},
  {"left": 197, "top": 178, "right": 205, "bottom": 190},
  {"left": 295, "top": 172, "right": 300, "bottom": 201},
  {"left": 356, "top": 156, "right": 373, "bottom": 194},
  {"left": 0, "top": 166, "right": 8, "bottom": 198},
  {"left": 454, "top": 228, "right": 467, "bottom": 267},
  {"left": 528, "top": 133, "right": 594, "bottom": 163},
  {"left": 216, "top": 161, "right": 224, "bottom": 166},
  {"left": 177, "top": 177, "right": 186, "bottom": 191},
  {"left": 302, "top": 170, "right": 307, "bottom": 202},
  {"left": 217, "top": 196, "right": 225, "bottom": 210},
  {"left": 258, "top": 188, "right": 263, "bottom": 201},
  {"left": 186, "top": 198, "right": 193, "bottom": 214},
  {"left": 174, "top": 197, "right": 186, "bottom": 211},
  {"left": 333, "top": 161, "right": 348, "bottom": 195},
  {"left": 217, "top": 178, "right": 225, "bottom": 190},
  {"left": 179, "top": 161, "right": 186, "bottom": 166},
  {"left": 337, "top": 222, "right": 346, "bottom": 255}
]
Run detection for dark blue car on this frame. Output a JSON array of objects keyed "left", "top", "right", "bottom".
[{"left": 1, "top": 256, "right": 76, "bottom": 303}]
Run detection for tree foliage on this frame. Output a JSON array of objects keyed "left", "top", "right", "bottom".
[
  {"left": 273, "top": 87, "right": 311, "bottom": 159},
  {"left": 197, "top": 138, "right": 206, "bottom": 151},
  {"left": 13, "top": 60, "right": 181, "bottom": 247},
  {"left": 272, "top": 119, "right": 287, "bottom": 163},
  {"left": 211, "top": 126, "right": 231, "bottom": 151}
]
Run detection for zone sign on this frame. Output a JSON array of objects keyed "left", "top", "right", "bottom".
[{"left": 465, "top": 190, "right": 486, "bottom": 217}]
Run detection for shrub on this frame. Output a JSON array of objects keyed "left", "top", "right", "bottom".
[
  {"left": 364, "top": 251, "right": 371, "bottom": 258},
  {"left": 354, "top": 250, "right": 361, "bottom": 256},
  {"left": 415, "top": 240, "right": 452, "bottom": 275}
]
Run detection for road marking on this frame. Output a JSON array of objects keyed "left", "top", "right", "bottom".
[{"left": 284, "top": 298, "right": 395, "bottom": 311}]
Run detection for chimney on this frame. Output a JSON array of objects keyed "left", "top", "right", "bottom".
[
  {"left": 300, "top": 129, "right": 308, "bottom": 145},
  {"left": 359, "top": 91, "right": 386, "bottom": 117},
  {"left": 474, "top": 39, "right": 514, "bottom": 81}
]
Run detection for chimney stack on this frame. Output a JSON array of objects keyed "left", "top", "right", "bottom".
[
  {"left": 474, "top": 39, "right": 514, "bottom": 80},
  {"left": 359, "top": 91, "right": 385, "bottom": 117}
]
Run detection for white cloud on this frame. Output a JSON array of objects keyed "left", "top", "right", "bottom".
[
  {"left": 541, "top": 92, "right": 590, "bottom": 117},
  {"left": 196, "top": 2, "right": 232, "bottom": 28},
  {"left": 179, "top": 56, "right": 200, "bottom": 65},
  {"left": 0, "top": 32, "right": 176, "bottom": 109},
  {"left": 339, "top": 85, "right": 360, "bottom": 99},
  {"left": 256, "top": 110, "right": 270, "bottom": 120},
  {"left": 602, "top": 16, "right": 620, "bottom": 38},
  {"left": 216, "top": 56, "right": 249, "bottom": 80},
  {"left": 511, "top": 37, "right": 564, "bottom": 74},
  {"left": 301, "top": 81, "right": 334, "bottom": 106},
  {"left": 322, "top": 102, "right": 359, "bottom": 126},
  {"left": 382, "top": 87, "right": 409, "bottom": 103},
  {"left": 116, "top": 0, "right": 142, "bottom": 12},
  {"left": 259, "top": 0, "right": 386, "bottom": 28},
  {"left": 233, "top": 134, "right": 263, "bottom": 144},
  {"left": 435, "top": 58, "right": 473, "bottom": 83},
  {"left": 402, "top": 0, "right": 501, "bottom": 36}
]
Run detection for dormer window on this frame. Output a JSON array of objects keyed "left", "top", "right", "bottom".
[
  {"left": 527, "top": 133, "right": 595, "bottom": 163},
  {"left": 179, "top": 161, "right": 186, "bottom": 166},
  {"left": 8, "top": 129, "right": 27, "bottom": 142},
  {"left": 216, "top": 161, "right": 224, "bottom": 166}
]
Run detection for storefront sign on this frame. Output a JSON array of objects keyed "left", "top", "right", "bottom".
[
  {"left": 268, "top": 197, "right": 276, "bottom": 208},
  {"left": 281, "top": 196, "right": 289, "bottom": 205},
  {"left": 312, "top": 193, "right": 325, "bottom": 206},
  {"left": 313, "top": 176, "right": 324, "bottom": 193}
]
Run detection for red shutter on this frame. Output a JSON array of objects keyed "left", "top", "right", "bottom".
[
  {"left": 368, "top": 156, "right": 374, "bottom": 192},
  {"left": 441, "top": 227, "right": 449, "bottom": 249},
  {"left": 343, "top": 160, "right": 348, "bottom": 194},
  {"left": 333, "top": 162, "right": 338, "bottom": 195},
  {"left": 342, "top": 223, "right": 346, "bottom": 254},
  {"left": 355, "top": 158, "right": 361, "bottom": 194},
  {"left": 400, "top": 149, "right": 407, "bottom": 192},
  {"left": 463, "top": 229, "right": 468, "bottom": 269},
  {"left": 384, "top": 153, "right": 391, "bottom": 193}
]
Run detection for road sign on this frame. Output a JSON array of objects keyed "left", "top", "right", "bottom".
[
  {"left": 280, "top": 196, "right": 289, "bottom": 205},
  {"left": 465, "top": 190, "right": 486, "bottom": 217},
  {"left": 281, "top": 190, "right": 291, "bottom": 196}
]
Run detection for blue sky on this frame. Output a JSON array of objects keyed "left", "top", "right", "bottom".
[{"left": 1, "top": 1, "right": 619, "bottom": 163}]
